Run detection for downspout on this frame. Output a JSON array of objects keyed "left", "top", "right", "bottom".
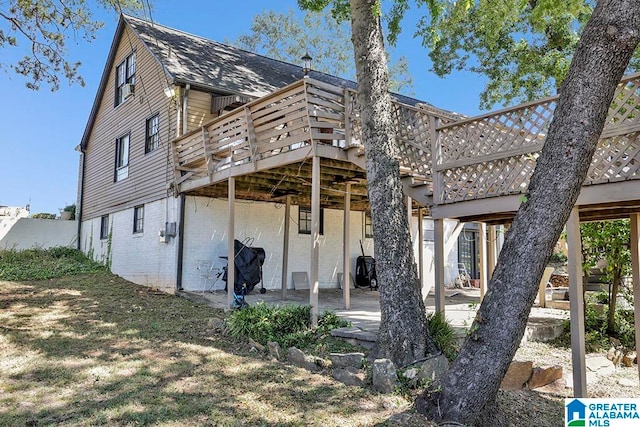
[
  {"left": 182, "top": 84, "right": 190, "bottom": 135},
  {"left": 75, "top": 145, "right": 86, "bottom": 250},
  {"left": 176, "top": 193, "right": 186, "bottom": 290},
  {"left": 175, "top": 84, "right": 189, "bottom": 291}
]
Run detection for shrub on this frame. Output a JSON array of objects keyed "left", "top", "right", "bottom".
[
  {"left": 225, "top": 303, "right": 351, "bottom": 351},
  {"left": 549, "top": 251, "right": 568, "bottom": 263},
  {"left": 32, "top": 213, "right": 56, "bottom": 219},
  {"left": 427, "top": 311, "right": 459, "bottom": 361}
]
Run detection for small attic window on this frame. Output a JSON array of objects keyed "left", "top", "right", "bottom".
[{"left": 115, "top": 52, "right": 136, "bottom": 107}]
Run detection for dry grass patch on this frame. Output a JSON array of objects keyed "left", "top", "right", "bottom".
[{"left": 0, "top": 273, "right": 415, "bottom": 426}]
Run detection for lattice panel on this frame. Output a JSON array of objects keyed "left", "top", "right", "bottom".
[
  {"left": 441, "top": 154, "right": 538, "bottom": 203},
  {"left": 439, "top": 100, "right": 555, "bottom": 165},
  {"left": 603, "top": 76, "right": 640, "bottom": 134},
  {"left": 586, "top": 131, "right": 640, "bottom": 184},
  {"left": 392, "top": 104, "right": 432, "bottom": 178}
]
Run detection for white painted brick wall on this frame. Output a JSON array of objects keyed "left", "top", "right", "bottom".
[
  {"left": 181, "top": 196, "right": 375, "bottom": 292},
  {"left": 80, "top": 198, "right": 179, "bottom": 292},
  {"left": 80, "top": 194, "right": 463, "bottom": 295}
]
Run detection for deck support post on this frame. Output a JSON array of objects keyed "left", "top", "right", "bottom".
[
  {"left": 488, "top": 225, "right": 497, "bottom": 278},
  {"left": 310, "top": 155, "right": 320, "bottom": 327},
  {"left": 630, "top": 213, "right": 640, "bottom": 381},
  {"left": 281, "top": 195, "right": 291, "bottom": 300},
  {"left": 418, "top": 207, "right": 424, "bottom": 292},
  {"left": 567, "top": 207, "right": 587, "bottom": 397},
  {"left": 478, "top": 222, "right": 487, "bottom": 300},
  {"left": 227, "top": 177, "right": 235, "bottom": 309},
  {"left": 406, "top": 195, "right": 413, "bottom": 240},
  {"left": 343, "top": 183, "right": 351, "bottom": 309},
  {"left": 434, "top": 218, "right": 445, "bottom": 313}
]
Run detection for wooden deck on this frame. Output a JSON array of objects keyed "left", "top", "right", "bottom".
[{"left": 171, "top": 74, "right": 640, "bottom": 221}]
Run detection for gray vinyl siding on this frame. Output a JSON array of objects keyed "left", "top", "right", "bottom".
[{"left": 82, "top": 26, "right": 178, "bottom": 220}]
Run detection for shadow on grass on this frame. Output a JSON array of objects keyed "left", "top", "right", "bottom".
[{"left": 0, "top": 273, "right": 403, "bottom": 426}]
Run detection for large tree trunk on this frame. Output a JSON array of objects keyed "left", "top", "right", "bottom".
[
  {"left": 349, "top": 0, "right": 438, "bottom": 366},
  {"left": 418, "top": 0, "right": 640, "bottom": 424}
]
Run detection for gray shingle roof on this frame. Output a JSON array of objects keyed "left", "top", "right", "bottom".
[{"left": 124, "top": 14, "right": 428, "bottom": 106}]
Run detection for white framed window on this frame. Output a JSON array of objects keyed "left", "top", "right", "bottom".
[
  {"left": 145, "top": 114, "right": 159, "bottom": 153},
  {"left": 364, "top": 212, "right": 373, "bottom": 238},
  {"left": 298, "top": 207, "right": 324, "bottom": 235},
  {"left": 115, "top": 52, "right": 136, "bottom": 106},
  {"left": 115, "top": 133, "right": 130, "bottom": 182},
  {"left": 133, "top": 205, "right": 144, "bottom": 234},
  {"left": 100, "top": 215, "right": 109, "bottom": 240}
]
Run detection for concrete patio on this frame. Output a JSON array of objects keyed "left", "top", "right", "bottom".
[{"left": 181, "top": 285, "right": 568, "bottom": 346}]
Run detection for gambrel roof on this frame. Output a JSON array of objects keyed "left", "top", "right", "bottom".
[{"left": 80, "top": 14, "right": 442, "bottom": 149}]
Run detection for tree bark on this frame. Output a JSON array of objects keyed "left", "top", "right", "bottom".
[
  {"left": 349, "top": 0, "right": 438, "bottom": 366},
  {"left": 418, "top": 0, "right": 640, "bottom": 424}
]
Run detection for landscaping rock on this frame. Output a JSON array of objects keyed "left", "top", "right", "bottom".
[
  {"left": 267, "top": 341, "right": 283, "bottom": 361},
  {"left": 622, "top": 351, "right": 637, "bottom": 368},
  {"left": 287, "top": 347, "right": 320, "bottom": 372},
  {"left": 372, "top": 359, "right": 397, "bottom": 393},
  {"left": 500, "top": 361, "right": 533, "bottom": 390},
  {"left": 332, "top": 366, "right": 366, "bottom": 387},
  {"left": 402, "top": 367, "right": 419, "bottom": 381},
  {"left": 535, "top": 378, "right": 568, "bottom": 394},
  {"left": 415, "top": 354, "right": 449, "bottom": 386},
  {"left": 612, "top": 350, "right": 624, "bottom": 367},
  {"left": 528, "top": 365, "right": 563, "bottom": 389},
  {"left": 329, "top": 352, "right": 365, "bottom": 369},
  {"left": 248, "top": 338, "right": 265, "bottom": 352},
  {"left": 586, "top": 355, "right": 616, "bottom": 376}
]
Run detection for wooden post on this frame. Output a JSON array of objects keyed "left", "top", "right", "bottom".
[
  {"left": 281, "top": 195, "right": 291, "bottom": 300},
  {"left": 406, "top": 195, "right": 413, "bottom": 241},
  {"left": 478, "top": 222, "right": 487, "bottom": 300},
  {"left": 488, "top": 225, "right": 497, "bottom": 278},
  {"left": 343, "top": 183, "right": 351, "bottom": 309},
  {"left": 227, "top": 177, "right": 235, "bottom": 309},
  {"left": 418, "top": 208, "right": 424, "bottom": 291},
  {"left": 567, "top": 207, "right": 587, "bottom": 397},
  {"left": 434, "top": 218, "right": 445, "bottom": 313},
  {"left": 310, "top": 155, "right": 320, "bottom": 327},
  {"left": 430, "top": 116, "right": 443, "bottom": 205},
  {"left": 630, "top": 213, "right": 640, "bottom": 381}
]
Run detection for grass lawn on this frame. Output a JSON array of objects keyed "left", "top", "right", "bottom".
[{"left": 0, "top": 272, "right": 415, "bottom": 426}]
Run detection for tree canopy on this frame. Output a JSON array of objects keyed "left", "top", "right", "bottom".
[
  {"left": 0, "top": 0, "right": 145, "bottom": 91},
  {"left": 235, "top": 8, "right": 413, "bottom": 94}
]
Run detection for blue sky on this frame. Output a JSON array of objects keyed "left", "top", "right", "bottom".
[{"left": 0, "top": 0, "right": 487, "bottom": 215}]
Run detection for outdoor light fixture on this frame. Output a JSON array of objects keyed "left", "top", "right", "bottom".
[
  {"left": 302, "top": 51, "right": 312, "bottom": 77},
  {"left": 164, "top": 86, "right": 176, "bottom": 98}
]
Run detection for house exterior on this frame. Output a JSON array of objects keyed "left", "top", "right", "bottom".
[{"left": 77, "top": 14, "right": 475, "bottom": 297}]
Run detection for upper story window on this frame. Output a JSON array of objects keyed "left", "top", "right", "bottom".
[
  {"left": 115, "top": 133, "right": 130, "bottom": 182},
  {"left": 133, "top": 205, "right": 144, "bottom": 234},
  {"left": 115, "top": 52, "right": 136, "bottom": 106},
  {"left": 364, "top": 212, "right": 373, "bottom": 238},
  {"left": 100, "top": 215, "right": 109, "bottom": 240},
  {"left": 145, "top": 114, "right": 159, "bottom": 153},
  {"left": 299, "top": 207, "right": 324, "bottom": 235}
]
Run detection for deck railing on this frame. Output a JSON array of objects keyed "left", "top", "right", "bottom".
[
  {"left": 172, "top": 78, "right": 449, "bottom": 189},
  {"left": 172, "top": 74, "right": 640, "bottom": 205},
  {"left": 433, "top": 73, "right": 640, "bottom": 204}
]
